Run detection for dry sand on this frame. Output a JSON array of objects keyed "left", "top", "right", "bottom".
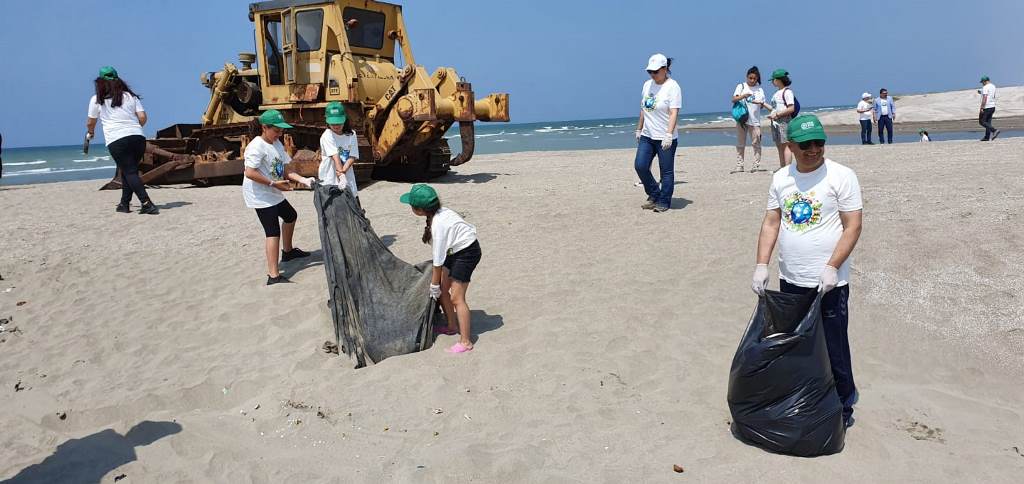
[
  {"left": 2, "top": 138, "right": 1024, "bottom": 482},
  {"left": 685, "top": 85, "right": 1024, "bottom": 133}
]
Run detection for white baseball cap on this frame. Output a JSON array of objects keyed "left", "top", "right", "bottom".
[
  {"left": 861, "top": 92, "right": 871, "bottom": 99},
  {"left": 646, "top": 53, "right": 668, "bottom": 71}
]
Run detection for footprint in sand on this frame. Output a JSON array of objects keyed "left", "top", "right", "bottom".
[{"left": 897, "top": 419, "right": 945, "bottom": 443}]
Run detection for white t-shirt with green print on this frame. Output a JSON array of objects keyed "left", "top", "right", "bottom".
[
  {"left": 766, "top": 159, "right": 862, "bottom": 288},
  {"left": 242, "top": 136, "right": 292, "bottom": 209}
]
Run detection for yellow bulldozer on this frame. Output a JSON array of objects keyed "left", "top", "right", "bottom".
[{"left": 102, "top": 0, "right": 509, "bottom": 189}]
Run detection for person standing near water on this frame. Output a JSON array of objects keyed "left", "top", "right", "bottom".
[
  {"left": 766, "top": 69, "right": 797, "bottom": 167},
  {"left": 634, "top": 53, "right": 681, "bottom": 213},
  {"left": 856, "top": 93, "right": 874, "bottom": 145},
  {"left": 873, "top": 88, "right": 895, "bottom": 144},
  {"left": 979, "top": 76, "right": 1000, "bottom": 141},
  {"left": 86, "top": 66, "right": 159, "bottom": 214},
  {"left": 731, "top": 66, "right": 768, "bottom": 173},
  {"left": 751, "top": 114, "right": 864, "bottom": 427}
]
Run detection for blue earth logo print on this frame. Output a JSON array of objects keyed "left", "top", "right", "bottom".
[
  {"left": 270, "top": 157, "right": 285, "bottom": 181},
  {"left": 643, "top": 93, "right": 657, "bottom": 112},
  {"left": 781, "top": 192, "right": 823, "bottom": 232}
]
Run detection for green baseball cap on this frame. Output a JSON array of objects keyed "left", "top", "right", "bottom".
[
  {"left": 980, "top": 75, "right": 990, "bottom": 82},
  {"left": 771, "top": 68, "right": 788, "bottom": 80},
  {"left": 325, "top": 101, "right": 347, "bottom": 125},
  {"left": 98, "top": 66, "right": 119, "bottom": 80},
  {"left": 787, "top": 114, "right": 827, "bottom": 143},
  {"left": 399, "top": 183, "right": 439, "bottom": 209},
  {"left": 258, "top": 109, "right": 293, "bottom": 129}
]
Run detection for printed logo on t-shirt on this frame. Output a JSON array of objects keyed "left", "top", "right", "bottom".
[
  {"left": 643, "top": 92, "right": 657, "bottom": 112},
  {"left": 340, "top": 148, "right": 350, "bottom": 160},
  {"left": 270, "top": 157, "right": 285, "bottom": 180},
  {"left": 782, "top": 191, "right": 822, "bottom": 232}
]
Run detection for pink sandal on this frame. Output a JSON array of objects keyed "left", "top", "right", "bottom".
[{"left": 446, "top": 342, "right": 473, "bottom": 353}]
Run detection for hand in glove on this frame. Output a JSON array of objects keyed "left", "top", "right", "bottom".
[
  {"left": 660, "top": 138, "right": 673, "bottom": 150},
  {"left": 751, "top": 264, "right": 769, "bottom": 296},
  {"left": 818, "top": 265, "right": 838, "bottom": 293},
  {"left": 302, "top": 177, "right": 315, "bottom": 188},
  {"left": 635, "top": 130, "right": 642, "bottom": 142},
  {"left": 429, "top": 283, "right": 442, "bottom": 300}
]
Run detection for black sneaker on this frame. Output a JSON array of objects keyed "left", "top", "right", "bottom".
[
  {"left": 116, "top": 204, "right": 131, "bottom": 213},
  {"left": 653, "top": 205, "right": 670, "bottom": 213},
  {"left": 266, "top": 274, "right": 290, "bottom": 285},
  {"left": 138, "top": 202, "right": 160, "bottom": 215},
  {"left": 281, "top": 248, "right": 311, "bottom": 262}
]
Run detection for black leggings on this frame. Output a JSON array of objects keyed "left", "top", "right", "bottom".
[
  {"left": 255, "top": 199, "right": 297, "bottom": 237},
  {"left": 108, "top": 135, "right": 151, "bottom": 206}
]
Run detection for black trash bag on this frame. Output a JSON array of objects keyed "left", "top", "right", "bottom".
[
  {"left": 313, "top": 183, "right": 439, "bottom": 368},
  {"left": 727, "top": 290, "right": 846, "bottom": 456}
]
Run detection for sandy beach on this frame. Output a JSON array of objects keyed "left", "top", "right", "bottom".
[{"left": 2, "top": 138, "right": 1024, "bottom": 482}]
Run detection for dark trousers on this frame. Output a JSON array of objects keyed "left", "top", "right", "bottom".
[
  {"left": 979, "top": 108, "right": 997, "bottom": 140},
  {"left": 780, "top": 279, "right": 857, "bottom": 421},
  {"left": 859, "top": 120, "right": 872, "bottom": 144},
  {"left": 108, "top": 135, "right": 151, "bottom": 206},
  {"left": 634, "top": 135, "right": 677, "bottom": 209},
  {"left": 877, "top": 115, "right": 893, "bottom": 144}
]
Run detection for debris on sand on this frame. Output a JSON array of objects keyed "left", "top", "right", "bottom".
[
  {"left": 673, "top": 464, "right": 685, "bottom": 473},
  {"left": 322, "top": 341, "right": 340, "bottom": 355}
]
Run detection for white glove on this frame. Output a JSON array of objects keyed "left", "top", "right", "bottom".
[
  {"left": 751, "top": 264, "right": 769, "bottom": 296},
  {"left": 85, "top": 132, "right": 94, "bottom": 140},
  {"left": 302, "top": 177, "right": 315, "bottom": 188},
  {"left": 635, "top": 130, "right": 642, "bottom": 142},
  {"left": 818, "top": 265, "right": 838, "bottom": 293},
  {"left": 660, "top": 138, "right": 673, "bottom": 150},
  {"left": 429, "top": 283, "right": 442, "bottom": 300}
]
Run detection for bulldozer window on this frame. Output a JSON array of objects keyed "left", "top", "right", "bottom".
[
  {"left": 263, "top": 18, "right": 284, "bottom": 85},
  {"left": 343, "top": 8, "right": 385, "bottom": 50},
  {"left": 295, "top": 9, "right": 324, "bottom": 52}
]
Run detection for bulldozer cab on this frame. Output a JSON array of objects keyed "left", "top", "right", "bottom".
[{"left": 250, "top": 0, "right": 405, "bottom": 106}]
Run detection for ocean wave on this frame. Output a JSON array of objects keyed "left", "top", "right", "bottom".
[
  {"left": 681, "top": 118, "right": 697, "bottom": 121},
  {"left": 5, "top": 165, "right": 116, "bottom": 177},
  {"left": 6, "top": 160, "right": 47, "bottom": 166},
  {"left": 477, "top": 131, "right": 517, "bottom": 138},
  {"left": 73, "top": 156, "right": 112, "bottom": 163},
  {"left": 534, "top": 126, "right": 593, "bottom": 133},
  {"left": 491, "top": 139, "right": 509, "bottom": 143}
]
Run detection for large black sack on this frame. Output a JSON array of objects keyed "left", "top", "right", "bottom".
[
  {"left": 313, "top": 183, "right": 438, "bottom": 368},
  {"left": 727, "top": 290, "right": 845, "bottom": 456}
]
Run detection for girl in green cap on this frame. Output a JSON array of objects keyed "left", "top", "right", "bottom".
[
  {"left": 318, "top": 101, "right": 360, "bottom": 199},
  {"left": 400, "top": 184, "right": 481, "bottom": 353}
]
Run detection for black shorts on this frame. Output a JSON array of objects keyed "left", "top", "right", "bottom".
[
  {"left": 255, "top": 199, "right": 297, "bottom": 237},
  {"left": 443, "top": 240, "right": 482, "bottom": 283}
]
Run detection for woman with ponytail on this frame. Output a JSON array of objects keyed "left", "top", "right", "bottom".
[{"left": 400, "top": 184, "right": 481, "bottom": 353}]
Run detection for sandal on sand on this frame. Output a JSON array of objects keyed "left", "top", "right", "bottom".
[
  {"left": 446, "top": 342, "right": 473, "bottom": 353},
  {"left": 433, "top": 325, "right": 458, "bottom": 336}
]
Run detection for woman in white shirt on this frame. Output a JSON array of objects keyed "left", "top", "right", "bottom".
[
  {"left": 319, "top": 101, "right": 360, "bottom": 200},
  {"left": 400, "top": 184, "right": 481, "bottom": 354},
  {"left": 766, "top": 69, "right": 797, "bottom": 167},
  {"left": 86, "top": 66, "right": 158, "bottom": 214},
  {"left": 634, "top": 53, "right": 682, "bottom": 213},
  {"left": 731, "top": 66, "right": 769, "bottom": 173}
]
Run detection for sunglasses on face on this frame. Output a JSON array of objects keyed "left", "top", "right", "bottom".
[
  {"left": 797, "top": 139, "right": 826, "bottom": 150},
  {"left": 647, "top": 69, "right": 659, "bottom": 75}
]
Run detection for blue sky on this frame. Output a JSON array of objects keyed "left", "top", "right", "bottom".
[{"left": 1, "top": 0, "right": 1021, "bottom": 148}]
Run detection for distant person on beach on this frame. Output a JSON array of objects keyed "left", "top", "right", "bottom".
[
  {"left": 86, "top": 66, "right": 159, "bottom": 214},
  {"left": 243, "top": 109, "right": 314, "bottom": 285},
  {"left": 400, "top": 184, "right": 481, "bottom": 353},
  {"left": 919, "top": 129, "right": 931, "bottom": 142},
  {"left": 634, "top": 53, "right": 681, "bottom": 213},
  {"left": 766, "top": 69, "right": 797, "bottom": 167},
  {"left": 752, "top": 114, "right": 863, "bottom": 428},
  {"left": 873, "top": 88, "right": 895, "bottom": 144},
  {"left": 979, "top": 76, "right": 1000, "bottom": 141},
  {"left": 732, "top": 66, "right": 769, "bottom": 173},
  {"left": 319, "top": 101, "right": 360, "bottom": 200},
  {"left": 856, "top": 93, "right": 874, "bottom": 145}
]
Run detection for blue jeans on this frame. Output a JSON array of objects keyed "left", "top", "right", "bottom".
[
  {"left": 634, "top": 136, "right": 677, "bottom": 209},
  {"left": 877, "top": 115, "right": 893, "bottom": 144},
  {"left": 859, "top": 120, "right": 872, "bottom": 144},
  {"left": 780, "top": 279, "right": 857, "bottom": 423}
]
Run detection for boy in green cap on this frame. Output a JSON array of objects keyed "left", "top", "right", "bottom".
[
  {"left": 979, "top": 76, "right": 1000, "bottom": 141},
  {"left": 242, "top": 109, "right": 315, "bottom": 285},
  {"left": 318, "top": 101, "right": 360, "bottom": 198},
  {"left": 400, "top": 184, "right": 481, "bottom": 354},
  {"left": 751, "top": 114, "right": 863, "bottom": 427}
]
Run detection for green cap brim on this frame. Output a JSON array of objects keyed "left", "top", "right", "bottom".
[
  {"left": 790, "top": 131, "right": 827, "bottom": 143},
  {"left": 326, "top": 116, "right": 346, "bottom": 125},
  {"left": 399, "top": 193, "right": 412, "bottom": 204},
  {"left": 271, "top": 121, "right": 293, "bottom": 129}
]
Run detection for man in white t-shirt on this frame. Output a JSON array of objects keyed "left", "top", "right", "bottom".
[
  {"left": 856, "top": 93, "right": 874, "bottom": 145},
  {"left": 751, "top": 114, "right": 863, "bottom": 427},
  {"left": 242, "top": 109, "right": 315, "bottom": 285},
  {"left": 873, "top": 88, "right": 895, "bottom": 144},
  {"left": 979, "top": 76, "right": 1000, "bottom": 141}
]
